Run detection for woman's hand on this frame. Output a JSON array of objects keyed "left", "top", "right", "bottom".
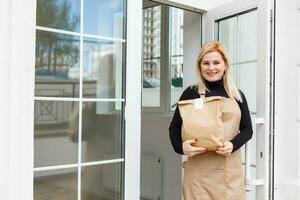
[
  {"left": 215, "top": 141, "right": 233, "bottom": 156},
  {"left": 183, "top": 139, "right": 207, "bottom": 157}
]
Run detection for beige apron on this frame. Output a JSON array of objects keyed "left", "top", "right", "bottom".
[{"left": 178, "top": 87, "right": 246, "bottom": 200}]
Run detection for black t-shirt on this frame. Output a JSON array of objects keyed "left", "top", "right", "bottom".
[{"left": 169, "top": 79, "right": 253, "bottom": 154}]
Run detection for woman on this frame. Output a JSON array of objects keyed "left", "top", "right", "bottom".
[{"left": 169, "top": 41, "right": 253, "bottom": 200}]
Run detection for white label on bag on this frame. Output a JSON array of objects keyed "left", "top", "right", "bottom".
[{"left": 194, "top": 98, "right": 203, "bottom": 109}]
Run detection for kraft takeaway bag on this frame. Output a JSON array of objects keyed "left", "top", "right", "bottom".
[{"left": 178, "top": 94, "right": 226, "bottom": 151}]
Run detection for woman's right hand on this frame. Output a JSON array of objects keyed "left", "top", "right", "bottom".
[{"left": 182, "top": 139, "right": 208, "bottom": 157}]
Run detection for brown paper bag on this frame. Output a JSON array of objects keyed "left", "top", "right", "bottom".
[{"left": 178, "top": 96, "right": 225, "bottom": 150}]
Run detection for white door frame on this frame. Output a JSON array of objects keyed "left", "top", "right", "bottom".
[
  {"left": 124, "top": 1, "right": 142, "bottom": 199},
  {"left": 0, "top": 0, "right": 36, "bottom": 199},
  {"left": 203, "top": 0, "right": 274, "bottom": 200}
]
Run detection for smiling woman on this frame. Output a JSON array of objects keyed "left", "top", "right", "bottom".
[
  {"left": 169, "top": 41, "right": 253, "bottom": 200},
  {"left": 200, "top": 51, "right": 227, "bottom": 82}
]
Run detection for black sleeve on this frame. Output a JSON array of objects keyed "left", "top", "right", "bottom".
[
  {"left": 230, "top": 90, "right": 253, "bottom": 152},
  {"left": 169, "top": 86, "right": 199, "bottom": 155},
  {"left": 169, "top": 106, "right": 184, "bottom": 154}
]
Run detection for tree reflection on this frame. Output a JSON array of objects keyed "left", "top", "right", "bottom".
[{"left": 35, "top": 0, "right": 80, "bottom": 80}]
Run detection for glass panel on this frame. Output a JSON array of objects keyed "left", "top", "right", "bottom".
[
  {"left": 217, "top": 10, "right": 257, "bottom": 200},
  {"left": 81, "top": 102, "right": 123, "bottom": 162},
  {"left": 35, "top": 30, "right": 80, "bottom": 98},
  {"left": 34, "top": 101, "right": 79, "bottom": 167},
  {"left": 36, "top": 0, "right": 80, "bottom": 32},
  {"left": 238, "top": 62, "right": 257, "bottom": 113},
  {"left": 82, "top": 38, "right": 123, "bottom": 99},
  {"left": 34, "top": 168, "right": 78, "bottom": 199},
  {"left": 142, "top": 6, "right": 161, "bottom": 107},
  {"left": 81, "top": 163, "right": 122, "bottom": 200},
  {"left": 170, "top": 7, "right": 184, "bottom": 110},
  {"left": 238, "top": 11, "right": 257, "bottom": 62},
  {"left": 230, "top": 64, "right": 238, "bottom": 84},
  {"left": 218, "top": 17, "right": 237, "bottom": 64},
  {"left": 84, "top": 0, "right": 124, "bottom": 38}
]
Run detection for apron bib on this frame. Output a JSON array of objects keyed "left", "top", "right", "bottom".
[{"left": 178, "top": 87, "right": 246, "bottom": 200}]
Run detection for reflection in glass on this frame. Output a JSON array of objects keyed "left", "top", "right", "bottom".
[
  {"left": 34, "top": 101, "right": 79, "bottom": 167},
  {"left": 35, "top": 30, "right": 80, "bottom": 97},
  {"left": 81, "top": 102, "right": 123, "bottom": 162},
  {"left": 83, "top": 38, "right": 124, "bottom": 99},
  {"left": 170, "top": 7, "right": 184, "bottom": 110},
  {"left": 142, "top": 6, "right": 161, "bottom": 107},
  {"left": 84, "top": 0, "right": 124, "bottom": 38},
  {"left": 81, "top": 163, "right": 122, "bottom": 200},
  {"left": 34, "top": 169, "right": 77, "bottom": 199},
  {"left": 36, "top": 0, "right": 80, "bottom": 32}
]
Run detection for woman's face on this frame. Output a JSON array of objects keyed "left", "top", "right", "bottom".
[{"left": 200, "top": 51, "right": 227, "bottom": 82}]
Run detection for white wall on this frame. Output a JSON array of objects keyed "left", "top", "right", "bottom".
[
  {"left": 141, "top": 114, "right": 182, "bottom": 200},
  {"left": 274, "top": 0, "right": 300, "bottom": 199}
]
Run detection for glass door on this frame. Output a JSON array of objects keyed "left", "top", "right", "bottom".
[
  {"left": 34, "top": 0, "right": 126, "bottom": 199},
  {"left": 216, "top": 9, "right": 258, "bottom": 200},
  {"left": 205, "top": 0, "right": 274, "bottom": 200}
]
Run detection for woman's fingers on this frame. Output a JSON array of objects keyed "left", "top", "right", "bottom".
[
  {"left": 185, "top": 138, "right": 198, "bottom": 144},
  {"left": 182, "top": 139, "right": 207, "bottom": 157},
  {"left": 188, "top": 147, "right": 207, "bottom": 157},
  {"left": 215, "top": 141, "right": 233, "bottom": 156},
  {"left": 184, "top": 140, "right": 234, "bottom": 157}
]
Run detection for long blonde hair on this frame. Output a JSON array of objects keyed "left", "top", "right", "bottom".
[{"left": 196, "top": 41, "right": 242, "bottom": 102}]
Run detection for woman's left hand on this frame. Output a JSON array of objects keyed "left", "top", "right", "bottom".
[{"left": 215, "top": 141, "right": 233, "bottom": 156}]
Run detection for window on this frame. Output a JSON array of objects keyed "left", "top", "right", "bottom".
[
  {"left": 170, "top": 7, "right": 184, "bottom": 110},
  {"left": 34, "top": 0, "right": 126, "bottom": 199},
  {"left": 216, "top": 9, "right": 258, "bottom": 199},
  {"left": 142, "top": 5, "right": 161, "bottom": 107},
  {"left": 142, "top": 4, "right": 200, "bottom": 111}
]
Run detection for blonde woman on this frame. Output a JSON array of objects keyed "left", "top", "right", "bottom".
[{"left": 169, "top": 41, "right": 253, "bottom": 200}]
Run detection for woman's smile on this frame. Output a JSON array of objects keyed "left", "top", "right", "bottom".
[{"left": 200, "top": 51, "right": 227, "bottom": 82}]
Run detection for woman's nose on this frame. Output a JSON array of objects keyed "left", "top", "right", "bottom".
[{"left": 208, "top": 63, "right": 215, "bottom": 69}]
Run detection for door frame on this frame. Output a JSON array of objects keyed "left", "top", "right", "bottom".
[
  {"left": 0, "top": 0, "right": 35, "bottom": 199},
  {"left": 124, "top": 1, "right": 143, "bottom": 199}
]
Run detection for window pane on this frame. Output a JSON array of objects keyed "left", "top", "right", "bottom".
[
  {"left": 35, "top": 30, "right": 80, "bottom": 97},
  {"left": 81, "top": 163, "right": 122, "bottom": 200},
  {"left": 34, "top": 168, "right": 78, "bottom": 199},
  {"left": 81, "top": 102, "right": 123, "bottom": 162},
  {"left": 142, "top": 6, "right": 161, "bottom": 107},
  {"left": 36, "top": 0, "right": 80, "bottom": 32},
  {"left": 218, "top": 17, "right": 237, "bottom": 63},
  {"left": 83, "top": 38, "right": 124, "bottom": 99},
  {"left": 84, "top": 0, "right": 124, "bottom": 38},
  {"left": 170, "top": 7, "right": 184, "bottom": 110},
  {"left": 238, "top": 11, "right": 258, "bottom": 62},
  {"left": 34, "top": 101, "right": 79, "bottom": 167},
  {"left": 238, "top": 62, "right": 257, "bottom": 113},
  {"left": 217, "top": 10, "right": 257, "bottom": 200}
]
